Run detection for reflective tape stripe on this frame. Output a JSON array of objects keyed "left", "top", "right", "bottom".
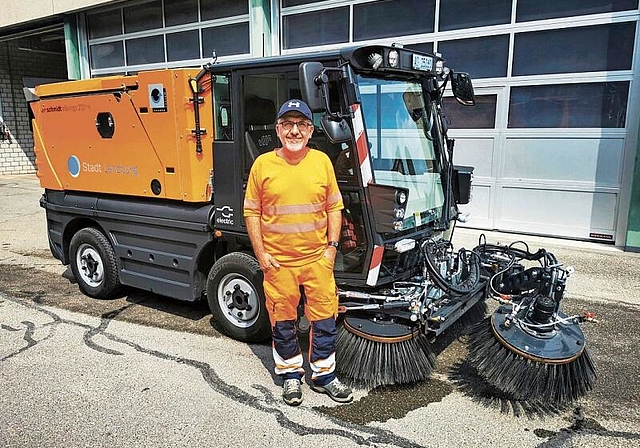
[
  {"left": 273, "top": 349, "right": 304, "bottom": 376},
  {"left": 366, "top": 245, "right": 384, "bottom": 286},
  {"left": 352, "top": 104, "right": 373, "bottom": 185},
  {"left": 327, "top": 192, "right": 343, "bottom": 207},
  {"left": 262, "top": 218, "right": 327, "bottom": 234},
  {"left": 310, "top": 353, "right": 335, "bottom": 370},
  {"left": 243, "top": 198, "right": 260, "bottom": 211},
  {"left": 310, "top": 352, "right": 335, "bottom": 379},
  {"left": 263, "top": 202, "right": 325, "bottom": 215}
]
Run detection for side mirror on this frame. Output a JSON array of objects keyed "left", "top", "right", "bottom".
[
  {"left": 299, "top": 62, "right": 327, "bottom": 112},
  {"left": 451, "top": 72, "right": 475, "bottom": 106},
  {"left": 321, "top": 116, "right": 352, "bottom": 144}
]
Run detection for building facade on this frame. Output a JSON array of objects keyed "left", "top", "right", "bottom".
[{"left": 1, "top": 0, "right": 639, "bottom": 249}]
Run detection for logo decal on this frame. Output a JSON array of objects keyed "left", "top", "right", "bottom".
[
  {"left": 67, "top": 155, "right": 81, "bottom": 178},
  {"left": 257, "top": 134, "right": 273, "bottom": 147},
  {"left": 215, "top": 205, "right": 234, "bottom": 225},
  {"left": 288, "top": 101, "right": 300, "bottom": 108}
]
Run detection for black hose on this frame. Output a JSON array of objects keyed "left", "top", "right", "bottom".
[{"left": 422, "top": 240, "right": 481, "bottom": 296}]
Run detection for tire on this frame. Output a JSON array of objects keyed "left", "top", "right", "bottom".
[
  {"left": 69, "top": 227, "right": 121, "bottom": 300},
  {"left": 207, "top": 252, "right": 270, "bottom": 343}
]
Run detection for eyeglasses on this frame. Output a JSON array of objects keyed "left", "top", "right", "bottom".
[{"left": 278, "top": 120, "right": 313, "bottom": 132}]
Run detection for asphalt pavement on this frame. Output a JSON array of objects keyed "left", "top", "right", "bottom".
[{"left": 1, "top": 174, "right": 639, "bottom": 448}]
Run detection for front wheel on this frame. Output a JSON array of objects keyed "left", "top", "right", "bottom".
[
  {"left": 206, "top": 253, "right": 270, "bottom": 343},
  {"left": 69, "top": 227, "right": 121, "bottom": 299}
]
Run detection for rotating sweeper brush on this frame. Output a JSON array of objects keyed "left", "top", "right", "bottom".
[
  {"left": 336, "top": 314, "right": 437, "bottom": 387},
  {"left": 467, "top": 241, "right": 597, "bottom": 405},
  {"left": 335, "top": 239, "right": 487, "bottom": 388}
]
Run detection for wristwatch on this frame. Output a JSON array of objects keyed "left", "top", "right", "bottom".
[{"left": 327, "top": 241, "right": 339, "bottom": 249}]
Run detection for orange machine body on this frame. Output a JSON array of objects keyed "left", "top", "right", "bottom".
[{"left": 32, "top": 69, "right": 213, "bottom": 202}]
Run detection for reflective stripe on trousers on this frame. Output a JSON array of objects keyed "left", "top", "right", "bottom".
[{"left": 272, "top": 318, "right": 336, "bottom": 384}]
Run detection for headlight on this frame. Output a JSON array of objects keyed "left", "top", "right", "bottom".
[
  {"left": 396, "top": 190, "right": 407, "bottom": 205},
  {"left": 394, "top": 208, "right": 405, "bottom": 219},
  {"left": 388, "top": 50, "right": 399, "bottom": 68},
  {"left": 394, "top": 238, "right": 416, "bottom": 253}
]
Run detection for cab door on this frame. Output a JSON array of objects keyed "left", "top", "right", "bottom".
[{"left": 210, "top": 71, "right": 244, "bottom": 233}]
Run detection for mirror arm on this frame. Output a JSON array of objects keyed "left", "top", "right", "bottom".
[{"left": 316, "top": 66, "right": 351, "bottom": 121}]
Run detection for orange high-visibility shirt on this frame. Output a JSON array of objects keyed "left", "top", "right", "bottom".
[{"left": 243, "top": 149, "right": 344, "bottom": 266}]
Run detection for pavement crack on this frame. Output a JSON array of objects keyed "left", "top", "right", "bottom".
[
  {"left": 1, "top": 321, "right": 41, "bottom": 361},
  {"left": 534, "top": 407, "right": 640, "bottom": 447},
  {"left": 252, "top": 384, "right": 279, "bottom": 405},
  {"left": 1, "top": 293, "right": 428, "bottom": 448},
  {"left": 82, "top": 300, "right": 152, "bottom": 356}
]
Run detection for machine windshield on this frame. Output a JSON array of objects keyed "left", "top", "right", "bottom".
[{"left": 357, "top": 76, "right": 444, "bottom": 229}]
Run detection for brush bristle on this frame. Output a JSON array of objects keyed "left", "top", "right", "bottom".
[
  {"left": 335, "top": 325, "right": 436, "bottom": 388},
  {"left": 449, "top": 300, "right": 488, "bottom": 335},
  {"left": 467, "top": 318, "right": 597, "bottom": 405}
]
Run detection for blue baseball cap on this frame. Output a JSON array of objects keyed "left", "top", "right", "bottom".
[{"left": 277, "top": 99, "right": 313, "bottom": 121}]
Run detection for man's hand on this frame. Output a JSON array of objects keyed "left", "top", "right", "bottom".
[
  {"left": 323, "top": 246, "right": 338, "bottom": 263},
  {"left": 245, "top": 216, "right": 279, "bottom": 272},
  {"left": 258, "top": 252, "right": 280, "bottom": 272}
]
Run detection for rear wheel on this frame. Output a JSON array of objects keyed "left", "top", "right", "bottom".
[
  {"left": 69, "top": 227, "right": 121, "bottom": 299},
  {"left": 207, "top": 252, "right": 270, "bottom": 342}
]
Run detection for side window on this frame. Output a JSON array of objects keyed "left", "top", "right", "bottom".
[
  {"left": 213, "top": 74, "right": 232, "bottom": 140},
  {"left": 241, "top": 71, "right": 357, "bottom": 183},
  {"left": 242, "top": 74, "right": 282, "bottom": 173}
]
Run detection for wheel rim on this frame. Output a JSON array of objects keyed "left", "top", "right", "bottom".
[
  {"left": 76, "top": 243, "right": 104, "bottom": 287},
  {"left": 216, "top": 273, "right": 261, "bottom": 328}
]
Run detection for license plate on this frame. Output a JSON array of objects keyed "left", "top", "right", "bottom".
[{"left": 412, "top": 54, "right": 433, "bottom": 72}]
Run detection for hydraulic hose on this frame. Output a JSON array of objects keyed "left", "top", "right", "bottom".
[{"left": 422, "top": 241, "right": 482, "bottom": 296}]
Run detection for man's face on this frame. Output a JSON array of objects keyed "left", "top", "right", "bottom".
[{"left": 276, "top": 112, "right": 314, "bottom": 153}]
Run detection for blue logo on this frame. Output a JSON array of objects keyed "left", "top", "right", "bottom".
[{"left": 68, "top": 155, "right": 81, "bottom": 178}]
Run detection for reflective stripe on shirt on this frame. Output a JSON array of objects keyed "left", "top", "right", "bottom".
[
  {"left": 263, "top": 202, "right": 325, "bottom": 215},
  {"left": 262, "top": 218, "right": 327, "bottom": 234}
]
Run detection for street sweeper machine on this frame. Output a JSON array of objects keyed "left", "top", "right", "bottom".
[{"left": 27, "top": 44, "right": 596, "bottom": 405}]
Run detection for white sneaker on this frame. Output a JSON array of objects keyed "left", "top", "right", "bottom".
[
  {"left": 282, "top": 378, "right": 303, "bottom": 406},
  {"left": 311, "top": 378, "right": 353, "bottom": 403}
]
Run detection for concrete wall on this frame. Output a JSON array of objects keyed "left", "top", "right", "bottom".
[
  {"left": 0, "top": 0, "right": 117, "bottom": 29},
  {"left": 0, "top": 41, "right": 67, "bottom": 174}
]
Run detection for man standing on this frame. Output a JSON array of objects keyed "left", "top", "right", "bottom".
[{"left": 243, "top": 99, "right": 353, "bottom": 406}]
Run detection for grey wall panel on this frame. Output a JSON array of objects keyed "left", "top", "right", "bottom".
[
  {"left": 498, "top": 187, "right": 617, "bottom": 237},
  {"left": 458, "top": 184, "right": 492, "bottom": 227},
  {"left": 503, "top": 138, "right": 624, "bottom": 185},
  {"left": 452, "top": 137, "right": 495, "bottom": 178}
]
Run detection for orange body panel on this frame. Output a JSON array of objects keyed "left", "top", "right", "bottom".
[{"left": 32, "top": 69, "right": 214, "bottom": 202}]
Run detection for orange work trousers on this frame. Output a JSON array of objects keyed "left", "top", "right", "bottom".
[
  {"left": 262, "top": 255, "right": 338, "bottom": 383},
  {"left": 262, "top": 254, "right": 338, "bottom": 323}
]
